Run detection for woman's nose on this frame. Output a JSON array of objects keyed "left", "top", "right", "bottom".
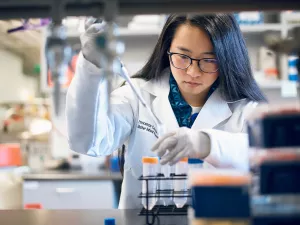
[{"left": 186, "top": 61, "right": 202, "bottom": 78}]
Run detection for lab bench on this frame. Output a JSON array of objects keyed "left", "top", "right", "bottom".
[
  {"left": 22, "top": 170, "right": 122, "bottom": 210},
  {"left": 1, "top": 209, "right": 300, "bottom": 225},
  {"left": 0, "top": 209, "right": 188, "bottom": 225}
]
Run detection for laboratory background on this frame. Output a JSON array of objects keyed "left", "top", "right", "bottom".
[{"left": 0, "top": 4, "right": 300, "bottom": 225}]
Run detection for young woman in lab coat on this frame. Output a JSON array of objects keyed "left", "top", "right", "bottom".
[{"left": 66, "top": 14, "right": 266, "bottom": 209}]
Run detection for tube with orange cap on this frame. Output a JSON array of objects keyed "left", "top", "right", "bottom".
[
  {"left": 174, "top": 157, "right": 188, "bottom": 208},
  {"left": 188, "top": 169, "right": 251, "bottom": 225},
  {"left": 142, "top": 157, "right": 159, "bottom": 210},
  {"left": 158, "top": 158, "right": 175, "bottom": 206}
]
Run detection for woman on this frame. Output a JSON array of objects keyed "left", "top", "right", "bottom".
[{"left": 66, "top": 14, "right": 266, "bottom": 209}]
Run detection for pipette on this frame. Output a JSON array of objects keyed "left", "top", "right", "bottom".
[
  {"left": 120, "top": 62, "right": 166, "bottom": 137},
  {"left": 91, "top": 16, "right": 165, "bottom": 137}
]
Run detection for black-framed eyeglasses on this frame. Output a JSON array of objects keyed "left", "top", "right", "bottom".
[{"left": 167, "top": 51, "right": 219, "bottom": 73}]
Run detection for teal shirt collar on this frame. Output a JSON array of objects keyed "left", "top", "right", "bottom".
[{"left": 168, "top": 73, "right": 218, "bottom": 128}]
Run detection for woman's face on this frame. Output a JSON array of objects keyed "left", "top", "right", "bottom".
[{"left": 169, "top": 23, "right": 219, "bottom": 98}]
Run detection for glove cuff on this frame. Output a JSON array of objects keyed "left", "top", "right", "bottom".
[{"left": 79, "top": 52, "right": 103, "bottom": 76}]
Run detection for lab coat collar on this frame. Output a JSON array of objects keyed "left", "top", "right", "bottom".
[
  {"left": 141, "top": 68, "right": 232, "bottom": 131},
  {"left": 142, "top": 68, "right": 179, "bottom": 132},
  {"left": 191, "top": 88, "right": 232, "bottom": 129}
]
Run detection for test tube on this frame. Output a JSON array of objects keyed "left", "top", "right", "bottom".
[
  {"left": 188, "top": 158, "right": 203, "bottom": 170},
  {"left": 159, "top": 162, "right": 174, "bottom": 206},
  {"left": 174, "top": 157, "right": 188, "bottom": 208},
  {"left": 142, "top": 157, "right": 159, "bottom": 210},
  {"left": 188, "top": 169, "right": 251, "bottom": 225}
]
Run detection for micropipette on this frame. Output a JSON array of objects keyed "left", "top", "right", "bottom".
[{"left": 120, "top": 62, "right": 166, "bottom": 137}]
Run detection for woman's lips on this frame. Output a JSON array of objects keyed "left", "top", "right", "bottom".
[{"left": 184, "top": 81, "right": 202, "bottom": 87}]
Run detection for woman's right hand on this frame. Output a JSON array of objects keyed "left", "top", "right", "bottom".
[{"left": 80, "top": 17, "right": 105, "bottom": 69}]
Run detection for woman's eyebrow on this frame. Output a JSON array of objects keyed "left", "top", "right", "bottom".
[
  {"left": 176, "top": 47, "right": 215, "bottom": 57},
  {"left": 202, "top": 51, "right": 215, "bottom": 55},
  {"left": 176, "top": 46, "right": 192, "bottom": 53}
]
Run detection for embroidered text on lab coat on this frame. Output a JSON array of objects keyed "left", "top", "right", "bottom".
[{"left": 137, "top": 120, "right": 158, "bottom": 138}]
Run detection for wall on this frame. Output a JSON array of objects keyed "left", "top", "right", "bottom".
[{"left": 0, "top": 49, "right": 38, "bottom": 102}]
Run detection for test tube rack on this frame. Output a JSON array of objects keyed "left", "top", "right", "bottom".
[{"left": 138, "top": 174, "right": 191, "bottom": 225}]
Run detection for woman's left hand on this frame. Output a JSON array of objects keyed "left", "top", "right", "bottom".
[{"left": 151, "top": 127, "right": 211, "bottom": 165}]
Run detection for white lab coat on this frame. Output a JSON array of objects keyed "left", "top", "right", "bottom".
[{"left": 66, "top": 53, "right": 258, "bottom": 209}]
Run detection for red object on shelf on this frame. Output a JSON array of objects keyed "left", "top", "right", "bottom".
[
  {"left": 24, "top": 203, "right": 43, "bottom": 209},
  {"left": 47, "top": 54, "right": 78, "bottom": 88},
  {"left": 0, "top": 143, "right": 22, "bottom": 167}
]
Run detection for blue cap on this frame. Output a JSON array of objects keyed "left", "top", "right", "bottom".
[
  {"left": 104, "top": 218, "right": 115, "bottom": 225},
  {"left": 188, "top": 158, "right": 203, "bottom": 164},
  {"left": 110, "top": 156, "right": 120, "bottom": 172}
]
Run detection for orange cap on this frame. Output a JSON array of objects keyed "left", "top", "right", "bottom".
[
  {"left": 142, "top": 157, "right": 159, "bottom": 164},
  {"left": 0, "top": 143, "right": 22, "bottom": 167},
  {"left": 189, "top": 169, "right": 250, "bottom": 187},
  {"left": 264, "top": 68, "right": 278, "bottom": 77},
  {"left": 24, "top": 203, "right": 42, "bottom": 209},
  {"left": 259, "top": 151, "right": 300, "bottom": 164},
  {"left": 180, "top": 157, "right": 188, "bottom": 162}
]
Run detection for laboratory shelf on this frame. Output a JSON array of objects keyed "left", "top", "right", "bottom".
[
  {"left": 66, "top": 27, "right": 162, "bottom": 38},
  {"left": 283, "top": 12, "right": 300, "bottom": 23},
  {"left": 67, "top": 24, "right": 282, "bottom": 38},
  {"left": 121, "top": 25, "right": 283, "bottom": 36},
  {"left": 240, "top": 24, "right": 282, "bottom": 32},
  {"left": 258, "top": 80, "right": 299, "bottom": 89},
  {"left": 258, "top": 80, "right": 284, "bottom": 89},
  {"left": 0, "top": 98, "right": 51, "bottom": 106},
  {"left": 119, "top": 27, "right": 162, "bottom": 36},
  {"left": 66, "top": 23, "right": 286, "bottom": 38}
]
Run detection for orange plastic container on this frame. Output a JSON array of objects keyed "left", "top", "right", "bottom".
[
  {"left": 0, "top": 143, "right": 22, "bottom": 167},
  {"left": 24, "top": 203, "right": 43, "bottom": 209},
  {"left": 142, "top": 157, "right": 159, "bottom": 164},
  {"left": 179, "top": 157, "right": 188, "bottom": 162},
  {"left": 188, "top": 169, "right": 251, "bottom": 187}
]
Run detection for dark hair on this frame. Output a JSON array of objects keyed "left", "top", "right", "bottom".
[
  {"left": 134, "top": 13, "right": 266, "bottom": 102},
  {"left": 119, "top": 13, "right": 267, "bottom": 175}
]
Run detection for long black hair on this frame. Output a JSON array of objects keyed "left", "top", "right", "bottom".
[
  {"left": 134, "top": 13, "right": 266, "bottom": 102},
  {"left": 119, "top": 13, "right": 267, "bottom": 175}
]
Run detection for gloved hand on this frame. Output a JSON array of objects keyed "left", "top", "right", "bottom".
[
  {"left": 151, "top": 127, "right": 211, "bottom": 165},
  {"left": 80, "top": 17, "right": 105, "bottom": 68}
]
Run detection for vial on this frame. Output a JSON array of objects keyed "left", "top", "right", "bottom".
[
  {"left": 174, "top": 157, "right": 188, "bottom": 208},
  {"left": 159, "top": 162, "right": 174, "bottom": 206},
  {"left": 188, "top": 158, "right": 203, "bottom": 170},
  {"left": 142, "top": 157, "right": 159, "bottom": 210}
]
